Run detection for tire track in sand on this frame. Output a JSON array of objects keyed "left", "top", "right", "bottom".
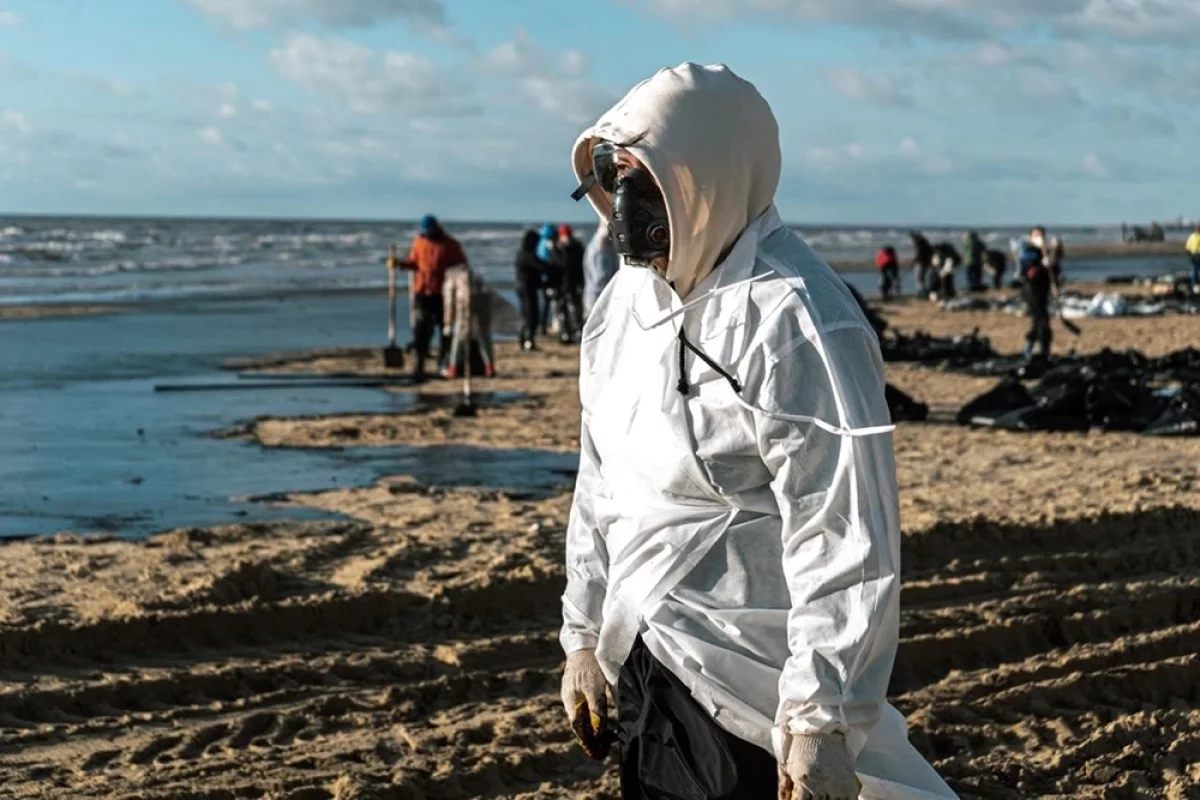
[{"left": 3, "top": 491, "right": 1200, "bottom": 797}]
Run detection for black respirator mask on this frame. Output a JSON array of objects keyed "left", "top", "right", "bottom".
[{"left": 571, "top": 141, "right": 670, "bottom": 268}]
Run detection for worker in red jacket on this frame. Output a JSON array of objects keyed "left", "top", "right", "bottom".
[
  {"left": 875, "top": 245, "right": 900, "bottom": 300},
  {"left": 396, "top": 214, "right": 467, "bottom": 379}
]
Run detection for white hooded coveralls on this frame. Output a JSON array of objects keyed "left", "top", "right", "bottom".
[{"left": 561, "top": 63, "right": 957, "bottom": 799}]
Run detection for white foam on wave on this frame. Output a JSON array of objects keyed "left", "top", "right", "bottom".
[
  {"left": 251, "top": 231, "right": 381, "bottom": 249},
  {"left": 455, "top": 228, "right": 525, "bottom": 243}
]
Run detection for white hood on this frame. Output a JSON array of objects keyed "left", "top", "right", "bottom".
[{"left": 572, "top": 63, "right": 782, "bottom": 301}]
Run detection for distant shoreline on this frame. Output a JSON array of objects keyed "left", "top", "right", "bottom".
[
  {"left": 0, "top": 241, "right": 1188, "bottom": 322},
  {"left": 825, "top": 240, "right": 1185, "bottom": 271}
]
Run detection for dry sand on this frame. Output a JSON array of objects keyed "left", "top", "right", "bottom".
[{"left": 3, "top": 297, "right": 1200, "bottom": 799}]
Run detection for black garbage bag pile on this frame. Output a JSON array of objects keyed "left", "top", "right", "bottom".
[
  {"left": 841, "top": 280, "right": 929, "bottom": 423},
  {"left": 939, "top": 295, "right": 1025, "bottom": 314},
  {"left": 845, "top": 282, "right": 889, "bottom": 337},
  {"left": 886, "top": 384, "right": 928, "bottom": 422},
  {"left": 1147, "top": 347, "right": 1200, "bottom": 383},
  {"left": 952, "top": 347, "right": 1200, "bottom": 382},
  {"left": 956, "top": 354, "right": 1200, "bottom": 436},
  {"left": 880, "top": 329, "right": 997, "bottom": 367}
]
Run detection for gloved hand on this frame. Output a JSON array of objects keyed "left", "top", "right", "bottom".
[
  {"left": 778, "top": 732, "right": 861, "bottom": 800},
  {"left": 561, "top": 648, "right": 613, "bottom": 760}
]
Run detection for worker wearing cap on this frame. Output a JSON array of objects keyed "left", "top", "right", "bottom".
[{"left": 397, "top": 214, "right": 467, "bottom": 379}]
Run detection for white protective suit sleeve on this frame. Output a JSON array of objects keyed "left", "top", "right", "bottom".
[
  {"left": 560, "top": 415, "right": 610, "bottom": 655},
  {"left": 751, "top": 315, "right": 901, "bottom": 746}
]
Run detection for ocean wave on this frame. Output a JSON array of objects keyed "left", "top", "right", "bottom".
[
  {"left": 456, "top": 228, "right": 527, "bottom": 243},
  {"left": 250, "top": 232, "right": 382, "bottom": 249},
  {"left": 0, "top": 256, "right": 245, "bottom": 278}
]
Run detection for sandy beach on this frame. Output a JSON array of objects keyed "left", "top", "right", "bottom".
[{"left": 3, "top": 297, "right": 1200, "bottom": 799}]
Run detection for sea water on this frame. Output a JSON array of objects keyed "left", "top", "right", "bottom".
[{"left": 0, "top": 293, "right": 576, "bottom": 538}]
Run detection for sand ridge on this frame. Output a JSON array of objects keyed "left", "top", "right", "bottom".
[{"left": 2, "top": 301, "right": 1199, "bottom": 798}]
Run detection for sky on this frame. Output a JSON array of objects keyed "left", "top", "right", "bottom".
[{"left": 0, "top": 0, "right": 1196, "bottom": 225}]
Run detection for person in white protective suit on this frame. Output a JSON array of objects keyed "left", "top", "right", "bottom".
[{"left": 559, "top": 63, "right": 958, "bottom": 800}]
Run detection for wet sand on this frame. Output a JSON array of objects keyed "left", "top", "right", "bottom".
[
  {"left": 0, "top": 303, "right": 128, "bottom": 321},
  {"left": 3, "top": 299, "right": 1200, "bottom": 799}
]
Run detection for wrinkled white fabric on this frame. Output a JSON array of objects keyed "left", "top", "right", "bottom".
[{"left": 560, "top": 63, "right": 956, "bottom": 800}]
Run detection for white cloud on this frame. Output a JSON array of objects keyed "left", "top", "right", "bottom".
[
  {"left": 1070, "top": 0, "right": 1200, "bottom": 42},
  {"left": 899, "top": 137, "right": 920, "bottom": 156},
  {"left": 185, "top": 0, "right": 446, "bottom": 31},
  {"left": 636, "top": 0, "right": 986, "bottom": 39},
  {"left": 250, "top": 99, "right": 274, "bottom": 113},
  {"left": 0, "top": 11, "right": 20, "bottom": 27},
  {"left": 476, "top": 29, "right": 615, "bottom": 124},
  {"left": 1082, "top": 152, "right": 1110, "bottom": 178},
  {"left": 218, "top": 103, "right": 238, "bottom": 118},
  {"left": 198, "top": 127, "right": 225, "bottom": 147},
  {"left": 804, "top": 143, "right": 870, "bottom": 171},
  {"left": 269, "top": 33, "right": 475, "bottom": 116},
  {"left": 821, "top": 67, "right": 915, "bottom": 108},
  {"left": 88, "top": 77, "right": 136, "bottom": 97},
  {"left": 638, "top": 0, "right": 1200, "bottom": 45},
  {"left": 2, "top": 109, "right": 30, "bottom": 134}
]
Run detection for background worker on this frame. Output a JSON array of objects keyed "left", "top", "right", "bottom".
[
  {"left": 909, "top": 230, "right": 935, "bottom": 298},
  {"left": 441, "top": 263, "right": 496, "bottom": 379},
  {"left": 537, "top": 223, "right": 561, "bottom": 336},
  {"left": 583, "top": 224, "right": 619, "bottom": 320},
  {"left": 876, "top": 244, "right": 900, "bottom": 300},
  {"left": 515, "top": 229, "right": 544, "bottom": 350},
  {"left": 963, "top": 230, "right": 986, "bottom": 292},
  {"left": 1186, "top": 223, "right": 1200, "bottom": 292},
  {"left": 554, "top": 224, "right": 586, "bottom": 342},
  {"left": 1020, "top": 227, "right": 1061, "bottom": 361},
  {"left": 396, "top": 214, "right": 466, "bottom": 380}
]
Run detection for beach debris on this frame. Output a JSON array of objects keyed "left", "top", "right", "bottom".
[
  {"left": 956, "top": 352, "right": 1200, "bottom": 436},
  {"left": 880, "top": 329, "right": 997, "bottom": 366}
]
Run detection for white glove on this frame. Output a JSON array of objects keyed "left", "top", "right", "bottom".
[
  {"left": 560, "top": 648, "right": 612, "bottom": 759},
  {"left": 561, "top": 648, "right": 608, "bottom": 722},
  {"left": 778, "top": 732, "right": 861, "bottom": 800}
]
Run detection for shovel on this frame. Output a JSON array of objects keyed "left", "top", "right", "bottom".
[
  {"left": 383, "top": 243, "right": 406, "bottom": 368},
  {"left": 1054, "top": 289, "right": 1082, "bottom": 336},
  {"left": 454, "top": 269, "right": 477, "bottom": 418}
]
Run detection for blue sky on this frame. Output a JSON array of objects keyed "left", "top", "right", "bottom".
[{"left": 0, "top": 0, "right": 1196, "bottom": 224}]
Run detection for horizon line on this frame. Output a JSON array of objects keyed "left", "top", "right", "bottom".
[{"left": 2, "top": 210, "right": 1166, "bottom": 230}]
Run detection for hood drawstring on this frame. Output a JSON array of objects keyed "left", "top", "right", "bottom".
[
  {"left": 677, "top": 326, "right": 742, "bottom": 397},
  {"left": 669, "top": 280, "right": 742, "bottom": 398}
]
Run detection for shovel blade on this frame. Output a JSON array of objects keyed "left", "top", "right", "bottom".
[{"left": 382, "top": 347, "right": 406, "bottom": 368}]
